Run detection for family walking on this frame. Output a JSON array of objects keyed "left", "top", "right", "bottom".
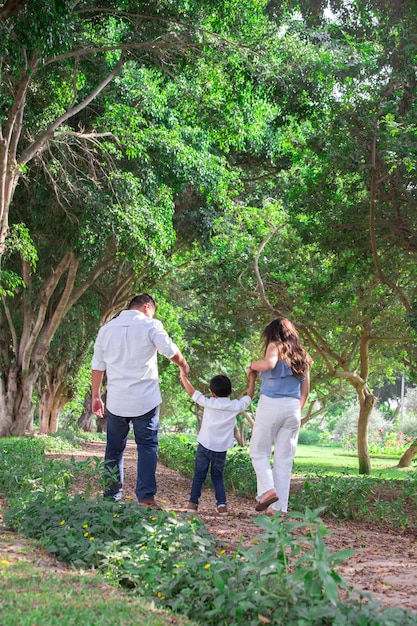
[{"left": 91, "top": 293, "right": 312, "bottom": 515}]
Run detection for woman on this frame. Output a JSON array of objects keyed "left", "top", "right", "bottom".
[{"left": 248, "top": 317, "right": 312, "bottom": 514}]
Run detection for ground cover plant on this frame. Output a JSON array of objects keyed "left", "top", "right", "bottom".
[
  {"left": 1, "top": 435, "right": 417, "bottom": 625},
  {"left": 159, "top": 435, "right": 417, "bottom": 529}
]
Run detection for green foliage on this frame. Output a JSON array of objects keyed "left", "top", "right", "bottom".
[
  {"left": 368, "top": 430, "right": 415, "bottom": 457},
  {"left": 46, "top": 428, "right": 107, "bottom": 450},
  {"left": 159, "top": 434, "right": 257, "bottom": 496},
  {"left": 159, "top": 435, "right": 417, "bottom": 528},
  {"left": 158, "top": 434, "right": 197, "bottom": 478},
  {"left": 291, "top": 472, "right": 417, "bottom": 528},
  {"left": 0, "top": 437, "right": 46, "bottom": 498},
  {"left": 298, "top": 429, "right": 321, "bottom": 446},
  {"left": 2, "top": 436, "right": 417, "bottom": 625}
]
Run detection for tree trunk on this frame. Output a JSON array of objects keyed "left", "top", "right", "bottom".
[
  {"left": 38, "top": 386, "right": 67, "bottom": 434},
  {"left": 78, "top": 392, "right": 106, "bottom": 433},
  {"left": 397, "top": 438, "right": 417, "bottom": 468},
  {"left": 357, "top": 390, "right": 376, "bottom": 475},
  {"left": 0, "top": 365, "right": 38, "bottom": 436},
  {"left": 234, "top": 423, "right": 245, "bottom": 446}
]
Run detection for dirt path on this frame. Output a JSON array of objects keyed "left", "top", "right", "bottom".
[{"left": 48, "top": 441, "right": 417, "bottom": 614}]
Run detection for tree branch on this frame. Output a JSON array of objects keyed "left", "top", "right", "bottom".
[
  {"left": 0, "top": 0, "right": 25, "bottom": 21},
  {"left": 253, "top": 223, "right": 286, "bottom": 316},
  {"left": 18, "top": 58, "right": 125, "bottom": 166}
]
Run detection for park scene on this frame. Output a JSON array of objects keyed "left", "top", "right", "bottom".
[{"left": 1, "top": 1, "right": 417, "bottom": 624}]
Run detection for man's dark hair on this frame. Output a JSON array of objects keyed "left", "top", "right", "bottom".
[
  {"left": 210, "top": 375, "right": 232, "bottom": 397},
  {"left": 128, "top": 293, "right": 157, "bottom": 311}
]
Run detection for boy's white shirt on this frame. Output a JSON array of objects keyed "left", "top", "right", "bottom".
[{"left": 192, "top": 391, "right": 252, "bottom": 452}]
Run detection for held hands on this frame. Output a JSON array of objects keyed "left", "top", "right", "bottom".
[
  {"left": 179, "top": 368, "right": 195, "bottom": 396},
  {"left": 181, "top": 362, "right": 190, "bottom": 375},
  {"left": 179, "top": 369, "right": 188, "bottom": 382},
  {"left": 247, "top": 362, "right": 258, "bottom": 379}
]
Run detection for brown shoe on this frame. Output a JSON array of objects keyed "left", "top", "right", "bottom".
[
  {"left": 217, "top": 505, "right": 228, "bottom": 516},
  {"left": 187, "top": 502, "right": 198, "bottom": 511},
  {"left": 138, "top": 499, "right": 160, "bottom": 508},
  {"left": 255, "top": 489, "right": 278, "bottom": 512}
]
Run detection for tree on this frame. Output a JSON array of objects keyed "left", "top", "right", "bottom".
[
  {"left": 0, "top": 2, "right": 278, "bottom": 435},
  {"left": 1, "top": 0, "right": 258, "bottom": 265}
]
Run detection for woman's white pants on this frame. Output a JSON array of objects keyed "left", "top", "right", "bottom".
[{"left": 249, "top": 394, "right": 300, "bottom": 512}]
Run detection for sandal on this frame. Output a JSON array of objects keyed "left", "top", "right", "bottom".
[{"left": 255, "top": 489, "right": 278, "bottom": 512}]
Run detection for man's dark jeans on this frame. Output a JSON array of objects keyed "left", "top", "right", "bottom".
[
  {"left": 189, "top": 443, "right": 227, "bottom": 506},
  {"left": 104, "top": 406, "right": 159, "bottom": 502}
]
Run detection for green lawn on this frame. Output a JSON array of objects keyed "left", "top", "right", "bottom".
[
  {"left": 0, "top": 542, "right": 195, "bottom": 626},
  {"left": 293, "top": 445, "right": 414, "bottom": 479}
]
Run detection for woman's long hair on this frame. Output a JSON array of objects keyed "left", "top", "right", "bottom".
[{"left": 262, "top": 317, "right": 312, "bottom": 377}]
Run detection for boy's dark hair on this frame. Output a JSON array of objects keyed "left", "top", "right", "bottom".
[
  {"left": 210, "top": 375, "right": 232, "bottom": 397},
  {"left": 128, "top": 293, "right": 157, "bottom": 311}
]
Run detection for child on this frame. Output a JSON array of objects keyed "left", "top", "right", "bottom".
[{"left": 180, "top": 369, "right": 257, "bottom": 515}]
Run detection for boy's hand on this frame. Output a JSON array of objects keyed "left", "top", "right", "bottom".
[{"left": 179, "top": 369, "right": 195, "bottom": 396}]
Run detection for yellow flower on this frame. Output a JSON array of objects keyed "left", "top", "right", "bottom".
[
  {"left": 125, "top": 495, "right": 132, "bottom": 500},
  {"left": 82, "top": 524, "right": 89, "bottom": 529},
  {"left": 161, "top": 500, "right": 167, "bottom": 504},
  {"left": 204, "top": 563, "right": 211, "bottom": 569},
  {"left": 113, "top": 514, "right": 119, "bottom": 518},
  {"left": 84, "top": 532, "right": 89, "bottom": 537},
  {"left": 157, "top": 591, "right": 165, "bottom": 599},
  {"left": 141, "top": 545, "right": 147, "bottom": 550},
  {"left": 89, "top": 537, "right": 95, "bottom": 541},
  {"left": 60, "top": 520, "right": 65, "bottom": 525},
  {"left": 151, "top": 516, "right": 157, "bottom": 521},
  {"left": 219, "top": 549, "right": 226, "bottom": 554},
  {"left": 1, "top": 559, "right": 9, "bottom": 566}
]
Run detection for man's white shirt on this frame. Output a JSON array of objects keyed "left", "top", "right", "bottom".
[{"left": 92, "top": 310, "right": 178, "bottom": 416}]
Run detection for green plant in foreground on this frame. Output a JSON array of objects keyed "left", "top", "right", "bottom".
[
  {"left": 2, "top": 435, "right": 417, "bottom": 625},
  {"left": 7, "top": 487, "right": 417, "bottom": 625}
]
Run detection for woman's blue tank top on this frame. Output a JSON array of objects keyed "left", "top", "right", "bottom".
[{"left": 259, "top": 360, "right": 303, "bottom": 399}]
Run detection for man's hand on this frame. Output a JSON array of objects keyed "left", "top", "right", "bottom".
[
  {"left": 171, "top": 351, "right": 190, "bottom": 375},
  {"left": 92, "top": 397, "right": 104, "bottom": 419}
]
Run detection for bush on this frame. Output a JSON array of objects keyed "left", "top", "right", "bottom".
[
  {"left": 333, "top": 403, "right": 392, "bottom": 449},
  {"left": 159, "top": 435, "right": 257, "bottom": 497},
  {"left": 298, "top": 429, "right": 321, "bottom": 445},
  {"left": 2, "top": 436, "right": 417, "bottom": 625}
]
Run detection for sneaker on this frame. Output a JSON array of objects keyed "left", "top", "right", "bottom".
[
  {"left": 187, "top": 502, "right": 198, "bottom": 511},
  {"left": 217, "top": 505, "right": 228, "bottom": 515}
]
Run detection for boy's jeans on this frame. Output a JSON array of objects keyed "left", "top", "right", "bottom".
[
  {"left": 104, "top": 407, "right": 159, "bottom": 502},
  {"left": 189, "top": 443, "right": 227, "bottom": 506}
]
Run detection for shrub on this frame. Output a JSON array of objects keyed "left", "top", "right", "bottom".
[
  {"left": 159, "top": 435, "right": 257, "bottom": 497},
  {"left": 3, "top": 436, "right": 417, "bottom": 625},
  {"left": 298, "top": 429, "right": 321, "bottom": 445}
]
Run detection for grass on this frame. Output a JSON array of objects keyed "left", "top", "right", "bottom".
[
  {"left": 0, "top": 531, "right": 194, "bottom": 626},
  {"left": 293, "top": 445, "right": 415, "bottom": 479}
]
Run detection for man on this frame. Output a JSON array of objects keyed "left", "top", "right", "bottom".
[{"left": 91, "top": 293, "right": 189, "bottom": 505}]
